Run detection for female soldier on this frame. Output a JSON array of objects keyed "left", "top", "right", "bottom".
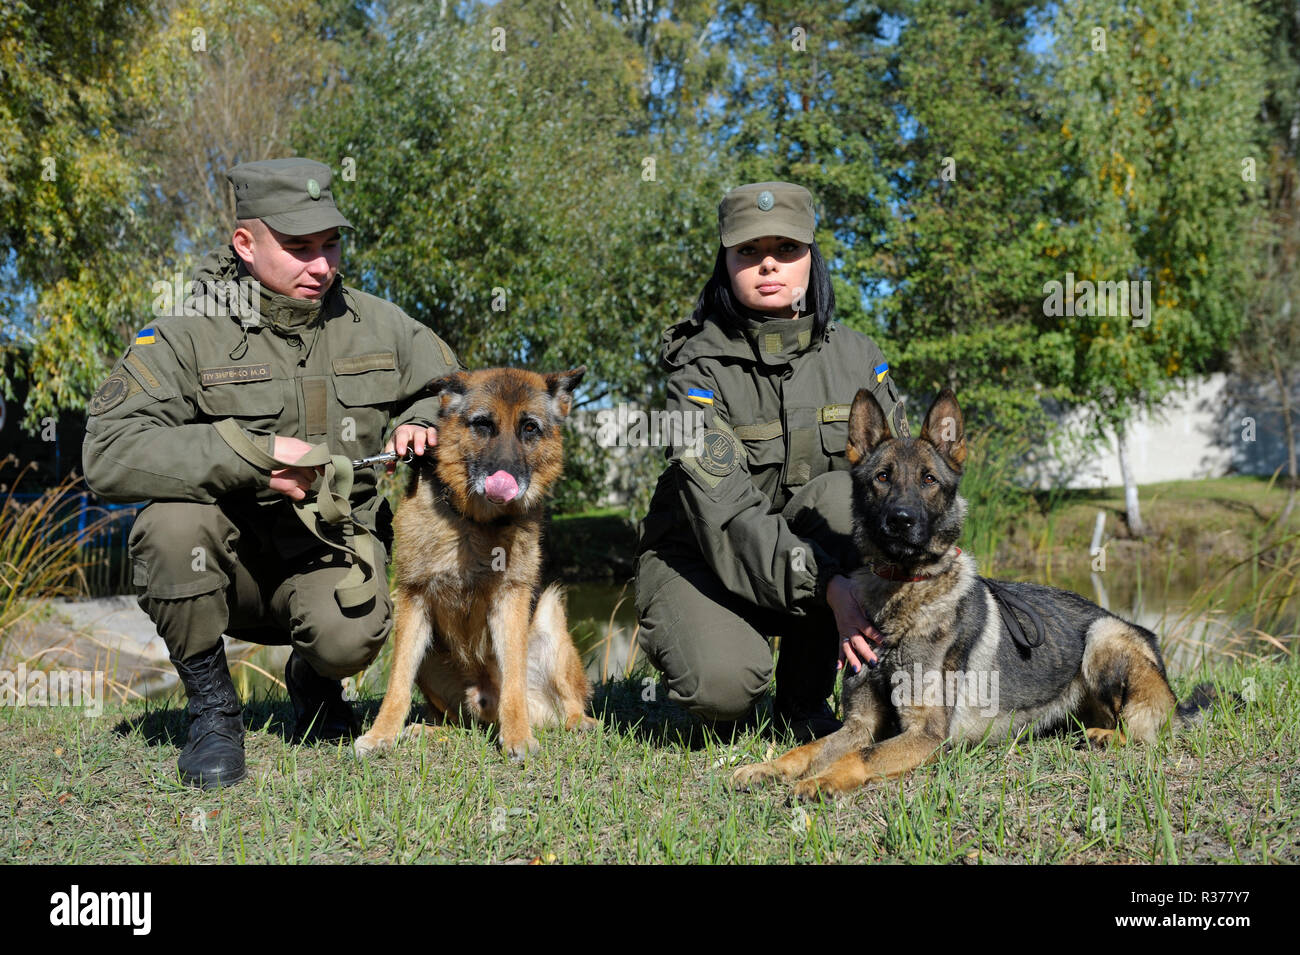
[{"left": 634, "top": 181, "right": 910, "bottom": 740}]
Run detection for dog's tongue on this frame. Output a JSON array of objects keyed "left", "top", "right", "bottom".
[{"left": 484, "top": 471, "right": 519, "bottom": 504}]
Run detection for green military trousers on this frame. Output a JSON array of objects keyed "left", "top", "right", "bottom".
[
  {"left": 127, "top": 500, "right": 392, "bottom": 679},
  {"left": 635, "top": 471, "right": 858, "bottom": 721}
]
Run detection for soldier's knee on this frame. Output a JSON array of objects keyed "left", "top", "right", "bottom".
[
  {"left": 684, "top": 653, "right": 772, "bottom": 721},
  {"left": 293, "top": 596, "right": 393, "bottom": 679},
  {"left": 638, "top": 613, "right": 771, "bottom": 722},
  {"left": 128, "top": 502, "right": 233, "bottom": 598}
]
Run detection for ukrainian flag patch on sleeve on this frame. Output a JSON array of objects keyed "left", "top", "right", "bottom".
[
  {"left": 874, "top": 362, "right": 889, "bottom": 383},
  {"left": 135, "top": 328, "right": 157, "bottom": 345},
  {"left": 686, "top": 388, "right": 714, "bottom": 405}
]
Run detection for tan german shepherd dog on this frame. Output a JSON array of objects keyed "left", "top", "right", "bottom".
[
  {"left": 733, "top": 388, "right": 1217, "bottom": 801},
  {"left": 354, "top": 366, "right": 595, "bottom": 761}
]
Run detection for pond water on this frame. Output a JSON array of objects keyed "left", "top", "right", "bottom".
[{"left": 562, "top": 556, "right": 1294, "bottom": 684}]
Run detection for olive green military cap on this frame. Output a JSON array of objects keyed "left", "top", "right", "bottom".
[
  {"left": 226, "top": 158, "right": 353, "bottom": 235},
  {"left": 718, "top": 181, "right": 815, "bottom": 247}
]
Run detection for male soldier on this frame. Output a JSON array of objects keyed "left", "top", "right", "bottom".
[{"left": 83, "top": 158, "right": 462, "bottom": 788}]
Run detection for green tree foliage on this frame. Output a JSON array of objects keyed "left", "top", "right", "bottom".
[
  {"left": 860, "top": 0, "right": 1073, "bottom": 433},
  {"left": 301, "top": 0, "right": 725, "bottom": 509},
  {"left": 1050, "top": 0, "right": 1267, "bottom": 531},
  {"left": 0, "top": 0, "right": 157, "bottom": 425},
  {"left": 1, "top": 0, "right": 1289, "bottom": 523},
  {"left": 0, "top": 0, "right": 355, "bottom": 428},
  {"left": 1237, "top": 0, "right": 1299, "bottom": 517}
]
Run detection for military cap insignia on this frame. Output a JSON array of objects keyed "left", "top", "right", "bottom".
[
  {"left": 698, "top": 428, "right": 739, "bottom": 476},
  {"left": 88, "top": 372, "right": 134, "bottom": 415},
  {"left": 756, "top": 190, "right": 775, "bottom": 211},
  {"left": 306, "top": 178, "right": 321, "bottom": 199}
]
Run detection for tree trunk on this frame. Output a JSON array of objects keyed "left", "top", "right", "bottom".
[{"left": 1115, "top": 421, "right": 1145, "bottom": 537}]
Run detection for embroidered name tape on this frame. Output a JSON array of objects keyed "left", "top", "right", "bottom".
[{"left": 200, "top": 363, "right": 273, "bottom": 386}]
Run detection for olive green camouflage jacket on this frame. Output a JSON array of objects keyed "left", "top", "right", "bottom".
[
  {"left": 82, "top": 248, "right": 462, "bottom": 538},
  {"left": 636, "top": 311, "right": 906, "bottom": 616}
]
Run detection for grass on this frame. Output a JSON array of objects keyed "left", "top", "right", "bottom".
[
  {"left": 996, "top": 475, "right": 1296, "bottom": 573},
  {"left": 2, "top": 649, "right": 1295, "bottom": 864},
  {"left": 3, "top": 476, "right": 1296, "bottom": 864}
]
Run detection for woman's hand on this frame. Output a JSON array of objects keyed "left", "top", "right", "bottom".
[{"left": 826, "top": 574, "right": 881, "bottom": 673}]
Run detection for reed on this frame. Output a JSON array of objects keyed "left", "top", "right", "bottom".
[{"left": 0, "top": 459, "right": 114, "bottom": 647}]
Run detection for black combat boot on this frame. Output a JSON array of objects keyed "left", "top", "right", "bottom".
[
  {"left": 171, "top": 641, "right": 247, "bottom": 789},
  {"left": 285, "top": 649, "right": 359, "bottom": 744},
  {"left": 773, "top": 624, "right": 842, "bottom": 743},
  {"left": 772, "top": 696, "right": 842, "bottom": 743}
]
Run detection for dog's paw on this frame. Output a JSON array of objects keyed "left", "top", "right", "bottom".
[
  {"left": 503, "top": 733, "right": 540, "bottom": 762},
  {"left": 731, "top": 762, "right": 780, "bottom": 791},
  {"left": 565, "top": 714, "right": 599, "bottom": 732},
  {"left": 791, "top": 777, "right": 835, "bottom": 804},
  {"left": 353, "top": 732, "right": 394, "bottom": 759},
  {"left": 1085, "top": 727, "right": 1126, "bottom": 749}
]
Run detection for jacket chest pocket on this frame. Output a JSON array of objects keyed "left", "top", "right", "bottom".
[
  {"left": 819, "top": 404, "right": 852, "bottom": 472},
  {"left": 782, "top": 403, "right": 853, "bottom": 484},
  {"left": 333, "top": 353, "right": 399, "bottom": 451},
  {"left": 332, "top": 353, "right": 399, "bottom": 408},
  {"left": 196, "top": 379, "right": 285, "bottom": 420}
]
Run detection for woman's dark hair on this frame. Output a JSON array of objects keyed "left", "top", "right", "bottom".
[{"left": 689, "top": 240, "right": 836, "bottom": 340}]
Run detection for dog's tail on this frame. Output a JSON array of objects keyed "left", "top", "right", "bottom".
[
  {"left": 526, "top": 584, "right": 591, "bottom": 728},
  {"left": 1175, "top": 681, "right": 1239, "bottom": 726}
]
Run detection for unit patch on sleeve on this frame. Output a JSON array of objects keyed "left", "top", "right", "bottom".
[
  {"left": 698, "top": 428, "right": 739, "bottom": 477},
  {"left": 87, "top": 372, "right": 141, "bottom": 416}
]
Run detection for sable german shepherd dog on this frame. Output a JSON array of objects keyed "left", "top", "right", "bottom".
[
  {"left": 733, "top": 388, "right": 1216, "bottom": 802},
  {"left": 354, "top": 366, "right": 595, "bottom": 761}
]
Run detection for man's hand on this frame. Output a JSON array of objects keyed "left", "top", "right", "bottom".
[
  {"left": 384, "top": 424, "right": 438, "bottom": 475},
  {"left": 269, "top": 436, "right": 322, "bottom": 502},
  {"left": 827, "top": 573, "right": 882, "bottom": 674}
]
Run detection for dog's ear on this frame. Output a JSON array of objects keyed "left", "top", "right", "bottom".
[
  {"left": 544, "top": 365, "right": 586, "bottom": 418},
  {"left": 429, "top": 372, "right": 469, "bottom": 417},
  {"left": 920, "top": 388, "right": 966, "bottom": 470},
  {"left": 847, "top": 387, "right": 892, "bottom": 464}
]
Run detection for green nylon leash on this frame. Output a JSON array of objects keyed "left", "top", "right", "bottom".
[{"left": 213, "top": 418, "right": 380, "bottom": 609}]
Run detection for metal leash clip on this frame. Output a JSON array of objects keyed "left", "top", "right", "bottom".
[{"left": 351, "top": 448, "right": 416, "bottom": 469}]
